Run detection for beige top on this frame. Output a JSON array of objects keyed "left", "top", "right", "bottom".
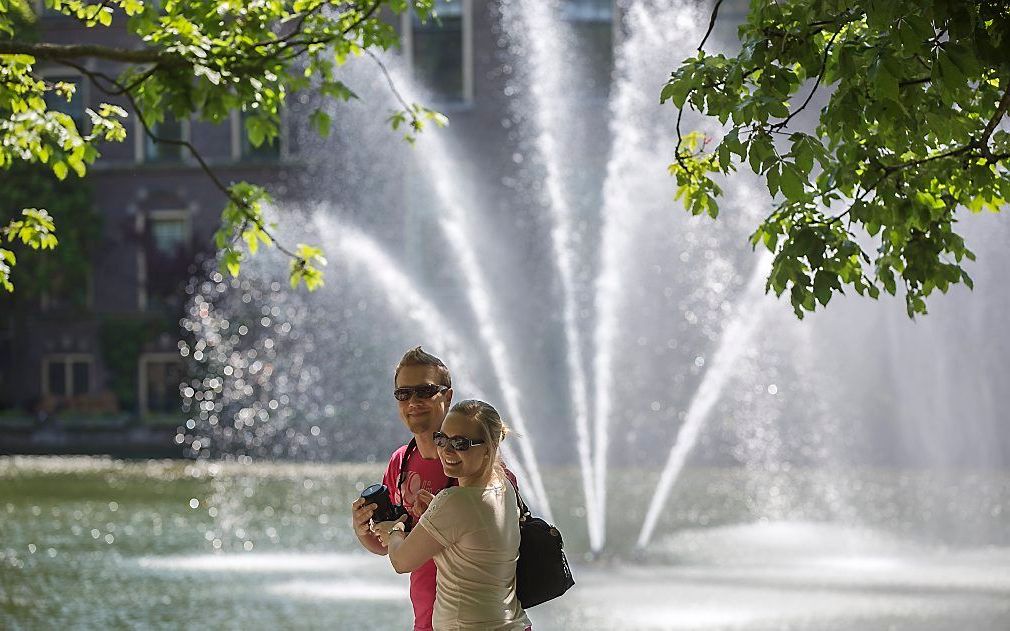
[{"left": 417, "top": 479, "right": 531, "bottom": 631}]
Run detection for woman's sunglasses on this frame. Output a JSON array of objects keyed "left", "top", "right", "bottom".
[
  {"left": 433, "top": 431, "right": 485, "bottom": 451},
  {"left": 393, "top": 384, "right": 449, "bottom": 402}
]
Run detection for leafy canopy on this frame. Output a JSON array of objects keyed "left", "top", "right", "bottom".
[
  {"left": 0, "top": 0, "right": 446, "bottom": 294},
  {"left": 666, "top": 0, "right": 1010, "bottom": 317}
]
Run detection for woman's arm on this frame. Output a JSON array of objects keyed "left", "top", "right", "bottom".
[{"left": 373, "top": 518, "right": 445, "bottom": 574}]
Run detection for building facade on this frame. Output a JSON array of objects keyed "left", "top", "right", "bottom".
[{"left": 0, "top": 0, "right": 622, "bottom": 452}]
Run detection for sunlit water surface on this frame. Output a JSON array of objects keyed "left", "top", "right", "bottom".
[{"left": 2, "top": 457, "right": 1009, "bottom": 630}]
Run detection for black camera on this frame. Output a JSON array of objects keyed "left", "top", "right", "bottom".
[{"left": 360, "top": 483, "right": 409, "bottom": 528}]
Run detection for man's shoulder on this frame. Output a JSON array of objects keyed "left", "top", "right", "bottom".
[
  {"left": 387, "top": 443, "right": 411, "bottom": 463},
  {"left": 381, "top": 442, "right": 412, "bottom": 477}
]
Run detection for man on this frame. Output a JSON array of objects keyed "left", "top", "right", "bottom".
[{"left": 350, "top": 346, "right": 454, "bottom": 631}]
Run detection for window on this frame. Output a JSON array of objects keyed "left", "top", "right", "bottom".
[
  {"left": 140, "top": 210, "right": 191, "bottom": 311},
  {"left": 561, "top": 0, "right": 612, "bottom": 20},
  {"left": 42, "top": 354, "right": 93, "bottom": 398},
  {"left": 139, "top": 354, "right": 184, "bottom": 416},
  {"left": 560, "top": 0, "right": 614, "bottom": 97},
  {"left": 142, "top": 114, "right": 187, "bottom": 162},
  {"left": 238, "top": 111, "right": 282, "bottom": 161},
  {"left": 405, "top": 0, "right": 472, "bottom": 104},
  {"left": 150, "top": 213, "right": 188, "bottom": 255},
  {"left": 42, "top": 74, "right": 87, "bottom": 133}
]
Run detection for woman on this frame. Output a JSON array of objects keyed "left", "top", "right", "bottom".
[{"left": 373, "top": 399, "right": 532, "bottom": 631}]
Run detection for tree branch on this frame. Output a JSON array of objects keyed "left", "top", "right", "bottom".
[
  {"left": 247, "top": 0, "right": 384, "bottom": 65},
  {"left": 53, "top": 59, "right": 300, "bottom": 262},
  {"left": 771, "top": 21, "right": 845, "bottom": 132},
  {"left": 977, "top": 81, "right": 1010, "bottom": 149},
  {"left": 697, "top": 0, "right": 724, "bottom": 53},
  {"left": 0, "top": 41, "right": 176, "bottom": 65},
  {"left": 825, "top": 83, "right": 1010, "bottom": 226},
  {"left": 365, "top": 48, "right": 419, "bottom": 127}
]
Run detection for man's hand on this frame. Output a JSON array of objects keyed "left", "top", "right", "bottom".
[
  {"left": 351, "top": 497, "right": 377, "bottom": 538},
  {"left": 415, "top": 489, "right": 435, "bottom": 517}
]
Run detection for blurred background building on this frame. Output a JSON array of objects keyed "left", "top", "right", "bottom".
[{"left": 0, "top": 0, "right": 645, "bottom": 455}]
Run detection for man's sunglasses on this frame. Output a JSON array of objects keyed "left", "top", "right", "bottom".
[
  {"left": 433, "top": 431, "right": 485, "bottom": 451},
  {"left": 393, "top": 384, "right": 449, "bottom": 402}
]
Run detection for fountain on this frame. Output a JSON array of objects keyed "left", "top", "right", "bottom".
[
  {"left": 5, "top": 1, "right": 1010, "bottom": 628},
  {"left": 178, "top": 0, "right": 1010, "bottom": 554}
]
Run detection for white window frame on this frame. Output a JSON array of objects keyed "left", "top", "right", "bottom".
[
  {"left": 41, "top": 353, "right": 94, "bottom": 398},
  {"left": 138, "top": 352, "right": 184, "bottom": 417},
  {"left": 401, "top": 0, "right": 474, "bottom": 106},
  {"left": 135, "top": 113, "right": 192, "bottom": 164}
]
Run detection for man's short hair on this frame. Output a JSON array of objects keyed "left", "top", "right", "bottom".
[{"left": 394, "top": 346, "right": 452, "bottom": 388}]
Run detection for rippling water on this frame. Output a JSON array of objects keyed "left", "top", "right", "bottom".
[{"left": 2, "top": 457, "right": 1008, "bottom": 630}]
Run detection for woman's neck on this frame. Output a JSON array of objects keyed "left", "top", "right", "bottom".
[{"left": 458, "top": 466, "right": 496, "bottom": 488}]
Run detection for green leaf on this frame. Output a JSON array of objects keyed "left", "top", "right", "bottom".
[
  {"left": 779, "top": 164, "right": 805, "bottom": 200},
  {"left": 310, "top": 109, "right": 331, "bottom": 138},
  {"left": 245, "top": 115, "right": 266, "bottom": 148},
  {"left": 221, "top": 250, "right": 242, "bottom": 278}
]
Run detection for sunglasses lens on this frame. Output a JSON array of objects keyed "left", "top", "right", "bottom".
[
  {"left": 416, "top": 385, "right": 440, "bottom": 399},
  {"left": 394, "top": 385, "right": 444, "bottom": 401},
  {"left": 450, "top": 437, "right": 470, "bottom": 451}
]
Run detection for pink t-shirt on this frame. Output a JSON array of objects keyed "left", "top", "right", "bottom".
[{"left": 382, "top": 443, "right": 451, "bottom": 631}]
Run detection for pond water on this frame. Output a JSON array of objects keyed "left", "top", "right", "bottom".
[{"left": 2, "top": 457, "right": 1009, "bottom": 630}]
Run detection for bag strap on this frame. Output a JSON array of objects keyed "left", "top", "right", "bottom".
[
  {"left": 505, "top": 475, "right": 532, "bottom": 520},
  {"left": 396, "top": 437, "right": 417, "bottom": 493}
]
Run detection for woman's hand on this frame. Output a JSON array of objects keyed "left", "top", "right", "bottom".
[
  {"left": 415, "top": 490, "right": 435, "bottom": 517},
  {"left": 371, "top": 514, "right": 409, "bottom": 548}
]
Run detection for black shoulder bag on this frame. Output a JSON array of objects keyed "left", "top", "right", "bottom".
[{"left": 506, "top": 478, "right": 575, "bottom": 608}]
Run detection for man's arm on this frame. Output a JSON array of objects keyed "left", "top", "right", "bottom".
[{"left": 350, "top": 497, "right": 388, "bottom": 556}]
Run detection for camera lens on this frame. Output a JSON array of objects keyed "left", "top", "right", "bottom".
[
  {"left": 361, "top": 483, "right": 386, "bottom": 503},
  {"left": 360, "top": 483, "right": 396, "bottom": 522}
]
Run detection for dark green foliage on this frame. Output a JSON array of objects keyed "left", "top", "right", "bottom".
[
  {"left": 0, "top": 0, "right": 443, "bottom": 294},
  {"left": 667, "top": 0, "right": 1009, "bottom": 317},
  {"left": 98, "top": 314, "right": 174, "bottom": 413},
  {"left": 0, "top": 162, "right": 99, "bottom": 306}
]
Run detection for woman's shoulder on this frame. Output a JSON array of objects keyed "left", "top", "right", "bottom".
[
  {"left": 429, "top": 485, "right": 466, "bottom": 508},
  {"left": 423, "top": 486, "right": 474, "bottom": 522}
]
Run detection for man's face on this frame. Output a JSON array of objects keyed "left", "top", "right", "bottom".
[{"left": 394, "top": 365, "right": 452, "bottom": 435}]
